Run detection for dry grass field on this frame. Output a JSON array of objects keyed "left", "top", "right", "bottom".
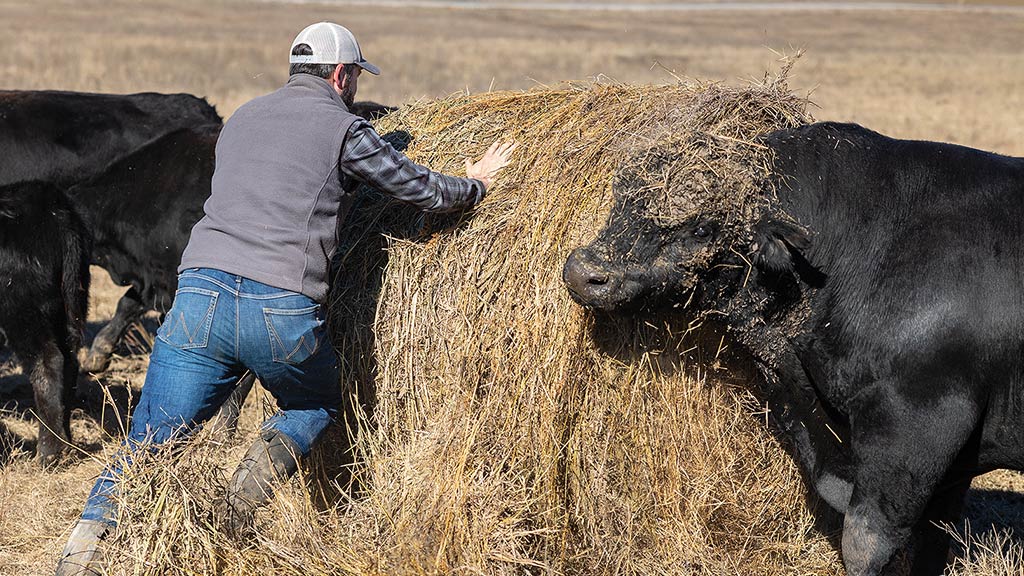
[
  {"left": 1, "top": 1, "right": 1023, "bottom": 575},
  {"left": 1, "top": 0, "right": 1022, "bottom": 154}
]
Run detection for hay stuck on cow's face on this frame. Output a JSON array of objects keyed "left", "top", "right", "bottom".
[
  {"left": 561, "top": 148, "right": 742, "bottom": 312},
  {"left": 564, "top": 92, "right": 806, "bottom": 313}
]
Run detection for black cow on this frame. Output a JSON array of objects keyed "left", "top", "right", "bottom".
[
  {"left": 0, "top": 182, "right": 90, "bottom": 465},
  {"left": 0, "top": 90, "right": 221, "bottom": 188},
  {"left": 0, "top": 89, "right": 222, "bottom": 373},
  {"left": 563, "top": 122, "right": 1024, "bottom": 575},
  {"left": 71, "top": 124, "right": 220, "bottom": 323},
  {"left": 350, "top": 100, "right": 397, "bottom": 121}
]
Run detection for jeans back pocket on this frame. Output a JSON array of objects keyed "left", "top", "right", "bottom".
[
  {"left": 263, "top": 305, "right": 323, "bottom": 365},
  {"left": 157, "top": 288, "right": 219, "bottom": 350}
]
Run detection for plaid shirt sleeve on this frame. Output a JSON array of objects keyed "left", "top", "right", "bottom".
[{"left": 339, "top": 120, "right": 485, "bottom": 212}]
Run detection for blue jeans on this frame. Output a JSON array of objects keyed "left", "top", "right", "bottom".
[{"left": 81, "top": 268, "right": 341, "bottom": 524}]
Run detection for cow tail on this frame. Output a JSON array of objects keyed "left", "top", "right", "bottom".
[{"left": 61, "top": 211, "right": 91, "bottom": 352}]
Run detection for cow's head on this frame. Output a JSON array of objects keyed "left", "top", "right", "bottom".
[{"left": 563, "top": 145, "right": 809, "bottom": 313}]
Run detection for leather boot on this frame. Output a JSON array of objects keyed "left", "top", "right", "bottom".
[
  {"left": 220, "top": 428, "right": 301, "bottom": 539},
  {"left": 54, "top": 519, "right": 111, "bottom": 576}
]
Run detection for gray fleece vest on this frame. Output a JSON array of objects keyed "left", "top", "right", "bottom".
[{"left": 179, "top": 74, "right": 360, "bottom": 302}]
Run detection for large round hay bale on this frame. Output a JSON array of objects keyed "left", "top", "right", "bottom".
[{"left": 321, "top": 69, "right": 841, "bottom": 574}]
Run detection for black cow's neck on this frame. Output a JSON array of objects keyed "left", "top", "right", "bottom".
[{"left": 765, "top": 123, "right": 904, "bottom": 287}]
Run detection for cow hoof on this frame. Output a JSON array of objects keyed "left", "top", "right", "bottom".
[
  {"left": 80, "top": 351, "right": 112, "bottom": 374},
  {"left": 36, "top": 431, "right": 71, "bottom": 469},
  {"left": 37, "top": 447, "right": 66, "bottom": 469}
]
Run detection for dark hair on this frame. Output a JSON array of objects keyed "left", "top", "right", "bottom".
[{"left": 289, "top": 43, "right": 343, "bottom": 78}]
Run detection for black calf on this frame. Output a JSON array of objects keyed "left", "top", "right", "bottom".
[{"left": 0, "top": 182, "right": 90, "bottom": 465}]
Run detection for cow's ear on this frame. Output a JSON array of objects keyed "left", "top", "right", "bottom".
[{"left": 752, "top": 217, "right": 810, "bottom": 274}]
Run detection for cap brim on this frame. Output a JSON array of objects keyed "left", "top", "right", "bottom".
[{"left": 356, "top": 60, "right": 380, "bottom": 75}]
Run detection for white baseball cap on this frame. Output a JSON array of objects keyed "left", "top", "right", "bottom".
[{"left": 289, "top": 22, "right": 380, "bottom": 75}]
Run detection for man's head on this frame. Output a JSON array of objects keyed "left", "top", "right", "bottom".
[{"left": 289, "top": 22, "right": 380, "bottom": 108}]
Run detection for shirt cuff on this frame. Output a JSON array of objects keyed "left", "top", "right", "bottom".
[{"left": 471, "top": 178, "right": 487, "bottom": 204}]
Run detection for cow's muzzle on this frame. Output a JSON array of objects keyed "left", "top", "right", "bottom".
[{"left": 563, "top": 247, "right": 632, "bottom": 310}]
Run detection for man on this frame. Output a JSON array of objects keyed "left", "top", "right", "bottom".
[{"left": 56, "top": 22, "right": 516, "bottom": 575}]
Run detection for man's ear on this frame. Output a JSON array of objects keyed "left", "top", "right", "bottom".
[
  {"left": 331, "top": 64, "right": 346, "bottom": 89},
  {"left": 752, "top": 216, "right": 811, "bottom": 274}
]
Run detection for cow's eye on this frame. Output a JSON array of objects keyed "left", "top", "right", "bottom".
[{"left": 694, "top": 225, "right": 712, "bottom": 240}]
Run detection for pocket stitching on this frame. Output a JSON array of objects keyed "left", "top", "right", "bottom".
[
  {"left": 263, "top": 307, "right": 322, "bottom": 364},
  {"left": 157, "top": 288, "right": 218, "bottom": 350}
]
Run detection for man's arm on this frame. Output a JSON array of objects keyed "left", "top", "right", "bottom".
[{"left": 339, "top": 120, "right": 488, "bottom": 213}]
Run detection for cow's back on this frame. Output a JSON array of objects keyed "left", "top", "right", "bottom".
[
  {"left": 768, "top": 122, "right": 1024, "bottom": 332},
  {"left": 0, "top": 90, "right": 220, "bottom": 187}
]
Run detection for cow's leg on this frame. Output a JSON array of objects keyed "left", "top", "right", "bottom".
[
  {"left": 24, "top": 338, "right": 72, "bottom": 466},
  {"left": 772, "top": 395, "right": 853, "bottom": 512},
  {"left": 905, "top": 479, "right": 971, "bottom": 576},
  {"left": 82, "top": 287, "right": 145, "bottom": 373},
  {"left": 841, "top": 391, "right": 980, "bottom": 576},
  {"left": 769, "top": 351, "right": 853, "bottom": 512}
]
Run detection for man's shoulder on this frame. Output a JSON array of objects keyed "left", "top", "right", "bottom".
[
  {"left": 227, "top": 89, "right": 285, "bottom": 122},
  {"left": 340, "top": 119, "right": 387, "bottom": 152},
  {"left": 228, "top": 89, "right": 359, "bottom": 125}
]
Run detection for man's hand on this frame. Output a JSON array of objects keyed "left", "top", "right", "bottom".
[{"left": 466, "top": 140, "right": 518, "bottom": 190}]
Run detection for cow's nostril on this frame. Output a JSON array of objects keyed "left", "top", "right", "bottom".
[{"left": 564, "top": 249, "right": 619, "bottom": 299}]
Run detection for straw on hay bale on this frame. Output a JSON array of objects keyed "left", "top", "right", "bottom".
[{"left": 103, "top": 64, "right": 850, "bottom": 575}]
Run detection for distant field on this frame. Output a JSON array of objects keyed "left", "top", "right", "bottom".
[
  {"left": 0, "top": 0, "right": 1021, "bottom": 153},
  {"left": 264, "top": 0, "right": 1024, "bottom": 6}
]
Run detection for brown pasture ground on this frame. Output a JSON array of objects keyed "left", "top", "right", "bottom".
[{"left": 0, "top": 1, "right": 1022, "bottom": 574}]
